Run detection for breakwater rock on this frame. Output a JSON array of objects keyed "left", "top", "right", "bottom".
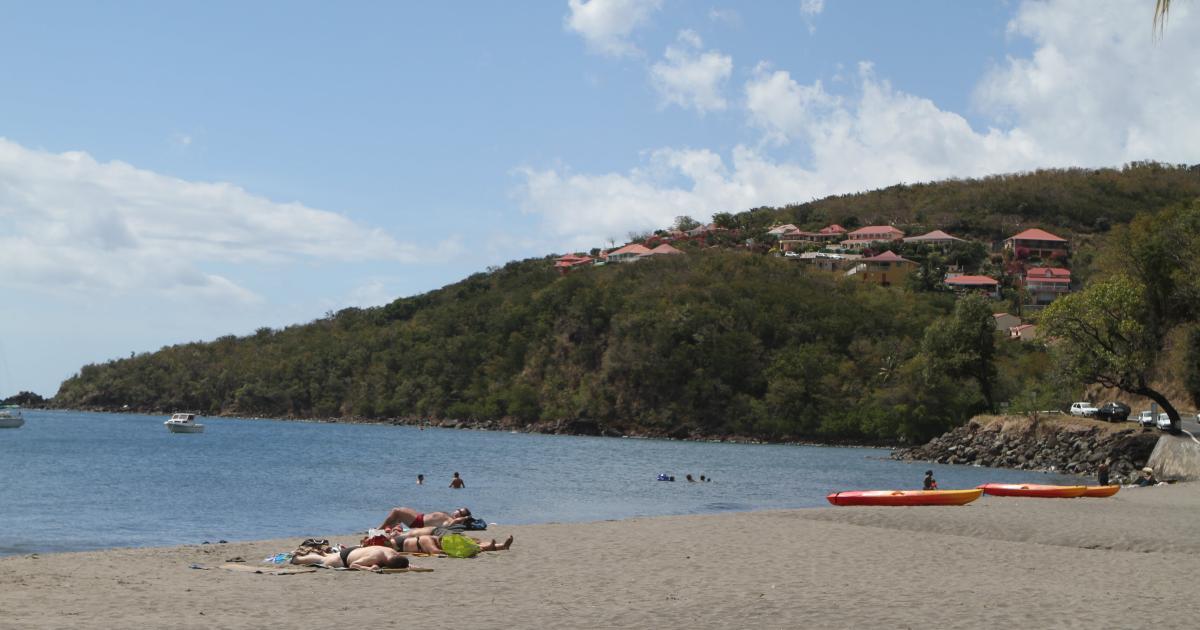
[{"left": 892, "top": 415, "right": 1161, "bottom": 484}]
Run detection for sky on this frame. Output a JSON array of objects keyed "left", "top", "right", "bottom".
[{"left": 1, "top": 0, "right": 1197, "bottom": 396}]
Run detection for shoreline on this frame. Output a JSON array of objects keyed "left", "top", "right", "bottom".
[
  {"left": 30, "top": 405, "right": 902, "bottom": 449},
  {"left": 3, "top": 483, "right": 1197, "bottom": 628}
]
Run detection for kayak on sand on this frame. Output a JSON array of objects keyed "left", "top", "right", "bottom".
[
  {"left": 1082, "top": 485, "right": 1120, "bottom": 498},
  {"left": 977, "top": 483, "right": 1088, "bottom": 498},
  {"left": 826, "top": 488, "right": 983, "bottom": 507}
]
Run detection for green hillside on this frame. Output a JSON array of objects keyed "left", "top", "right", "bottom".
[{"left": 53, "top": 163, "right": 1200, "bottom": 443}]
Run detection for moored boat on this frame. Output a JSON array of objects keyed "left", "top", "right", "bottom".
[
  {"left": 164, "top": 413, "right": 205, "bottom": 433},
  {"left": 1082, "top": 485, "right": 1120, "bottom": 498},
  {"left": 0, "top": 406, "right": 23, "bottom": 429},
  {"left": 826, "top": 488, "right": 983, "bottom": 507},
  {"left": 977, "top": 483, "right": 1087, "bottom": 498}
]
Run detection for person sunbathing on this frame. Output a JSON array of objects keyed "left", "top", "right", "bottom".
[
  {"left": 379, "top": 506, "right": 472, "bottom": 530},
  {"left": 292, "top": 545, "right": 410, "bottom": 571},
  {"left": 387, "top": 531, "right": 513, "bottom": 554}
]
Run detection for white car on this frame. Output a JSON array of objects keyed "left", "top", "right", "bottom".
[
  {"left": 1138, "top": 410, "right": 1171, "bottom": 428},
  {"left": 1069, "top": 402, "right": 1098, "bottom": 417}
]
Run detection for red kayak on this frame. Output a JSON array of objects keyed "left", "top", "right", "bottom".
[
  {"left": 826, "top": 488, "right": 983, "bottom": 507},
  {"left": 977, "top": 483, "right": 1088, "bottom": 498},
  {"left": 1082, "top": 485, "right": 1120, "bottom": 498}
]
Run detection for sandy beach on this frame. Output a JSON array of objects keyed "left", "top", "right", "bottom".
[{"left": 2, "top": 483, "right": 1197, "bottom": 629}]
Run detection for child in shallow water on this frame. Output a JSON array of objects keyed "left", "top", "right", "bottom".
[{"left": 923, "top": 470, "right": 938, "bottom": 490}]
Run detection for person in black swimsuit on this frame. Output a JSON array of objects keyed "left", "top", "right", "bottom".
[{"left": 292, "top": 545, "right": 409, "bottom": 570}]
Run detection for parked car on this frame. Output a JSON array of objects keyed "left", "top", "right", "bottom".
[
  {"left": 1137, "top": 410, "right": 1170, "bottom": 427},
  {"left": 1069, "top": 402, "right": 1099, "bottom": 417},
  {"left": 1095, "top": 402, "right": 1131, "bottom": 422}
]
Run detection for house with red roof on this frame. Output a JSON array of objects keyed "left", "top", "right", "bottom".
[
  {"left": 846, "top": 250, "right": 915, "bottom": 287},
  {"left": 1023, "top": 267, "right": 1071, "bottom": 305},
  {"left": 646, "top": 243, "right": 684, "bottom": 256},
  {"left": 604, "top": 243, "right": 653, "bottom": 263},
  {"left": 840, "top": 226, "right": 904, "bottom": 250},
  {"left": 777, "top": 224, "right": 847, "bottom": 251},
  {"left": 945, "top": 274, "right": 1000, "bottom": 298},
  {"left": 1004, "top": 228, "right": 1068, "bottom": 260},
  {"left": 902, "top": 229, "right": 963, "bottom": 247},
  {"left": 553, "top": 254, "right": 594, "bottom": 275}
]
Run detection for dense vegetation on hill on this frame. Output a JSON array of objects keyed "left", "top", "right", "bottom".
[{"left": 53, "top": 163, "right": 1200, "bottom": 443}]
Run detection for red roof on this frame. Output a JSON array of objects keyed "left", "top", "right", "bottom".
[
  {"left": 847, "top": 225, "right": 904, "bottom": 238},
  {"left": 1026, "top": 267, "right": 1070, "bottom": 279},
  {"left": 647, "top": 243, "right": 684, "bottom": 255},
  {"left": 606, "top": 243, "right": 653, "bottom": 257},
  {"left": 904, "top": 229, "right": 962, "bottom": 242},
  {"left": 820, "top": 224, "right": 847, "bottom": 234},
  {"left": 945, "top": 275, "right": 999, "bottom": 286},
  {"left": 863, "top": 250, "right": 914, "bottom": 264},
  {"left": 1008, "top": 228, "right": 1066, "bottom": 242}
]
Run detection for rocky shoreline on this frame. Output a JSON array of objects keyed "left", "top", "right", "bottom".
[{"left": 892, "top": 414, "right": 1160, "bottom": 484}]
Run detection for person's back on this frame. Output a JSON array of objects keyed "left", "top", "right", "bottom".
[{"left": 450, "top": 472, "right": 465, "bottom": 489}]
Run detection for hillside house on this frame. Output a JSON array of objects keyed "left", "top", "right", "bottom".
[
  {"left": 845, "top": 250, "right": 915, "bottom": 287},
  {"left": 554, "top": 254, "right": 593, "bottom": 274},
  {"left": 767, "top": 224, "right": 798, "bottom": 236},
  {"left": 903, "top": 229, "right": 963, "bottom": 247},
  {"left": 945, "top": 274, "right": 1000, "bottom": 298},
  {"left": 1023, "top": 267, "right": 1071, "bottom": 305},
  {"left": 647, "top": 243, "right": 684, "bottom": 256},
  {"left": 778, "top": 224, "right": 847, "bottom": 251},
  {"left": 798, "top": 252, "right": 861, "bottom": 272},
  {"left": 840, "top": 225, "right": 904, "bottom": 250},
  {"left": 1004, "top": 228, "right": 1068, "bottom": 260},
  {"left": 605, "top": 243, "right": 653, "bottom": 263}
]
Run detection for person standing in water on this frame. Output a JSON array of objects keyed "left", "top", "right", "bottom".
[
  {"left": 923, "top": 470, "right": 938, "bottom": 490},
  {"left": 1097, "top": 462, "right": 1110, "bottom": 486},
  {"left": 450, "top": 472, "right": 465, "bottom": 489},
  {"left": 416, "top": 474, "right": 425, "bottom": 485}
]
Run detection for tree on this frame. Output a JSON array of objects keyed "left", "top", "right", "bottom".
[
  {"left": 673, "top": 215, "right": 701, "bottom": 232},
  {"left": 919, "top": 293, "right": 997, "bottom": 410},
  {"left": 1041, "top": 275, "right": 1184, "bottom": 429}
]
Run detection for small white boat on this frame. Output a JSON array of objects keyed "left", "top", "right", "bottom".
[
  {"left": 0, "top": 407, "right": 23, "bottom": 429},
  {"left": 164, "top": 413, "right": 205, "bottom": 433}
]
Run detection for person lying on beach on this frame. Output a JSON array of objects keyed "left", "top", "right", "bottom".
[
  {"left": 387, "top": 531, "right": 514, "bottom": 554},
  {"left": 291, "top": 545, "right": 410, "bottom": 571},
  {"left": 378, "top": 506, "right": 472, "bottom": 530}
]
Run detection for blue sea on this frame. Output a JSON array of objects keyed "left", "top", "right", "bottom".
[{"left": 0, "top": 409, "right": 1079, "bottom": 557}]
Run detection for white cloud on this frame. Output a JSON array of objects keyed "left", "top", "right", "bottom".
[
  {"left": 708, "top": 8, "right": 741, "bottom": 27},
  {"left": 565, "top": 0, "right": 663, "bottom": 57},
  {"left": 0, "top": 138, "right": 444, "bottom": 302},
  {"left": 800, "top": 0, "right": 824, "bottom": 33},
  {"left": 649, "top": 30, "right": 733, "bottom": 113},
  {"left": 522, "top": 0, "right": 1200, "bottom": 250},
  {"left": 973, "top": 0, "right": 1200, "bottom": 166}
]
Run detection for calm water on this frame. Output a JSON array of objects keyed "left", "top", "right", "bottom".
[{"left": 0, "top": 409, "right": 1079, "bottom": 556}]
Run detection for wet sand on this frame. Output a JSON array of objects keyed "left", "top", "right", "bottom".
[{"left": 2, "top": 482, "right": 1196, "bottom": 629}]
